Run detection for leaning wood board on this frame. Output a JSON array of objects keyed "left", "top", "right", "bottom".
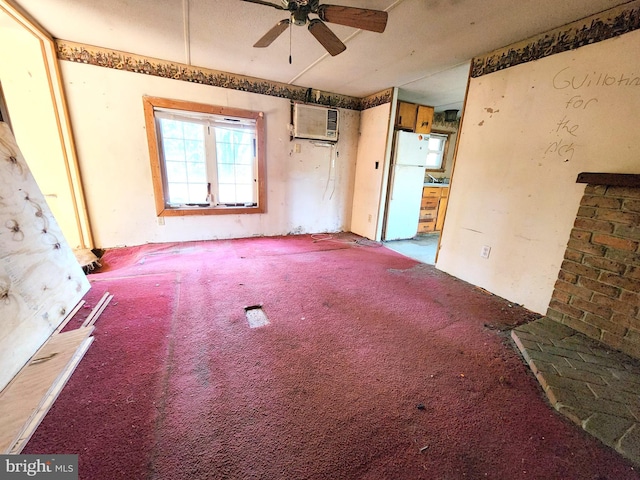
[
  {"left": 0, "top": 122, "right": 90, "bottom": 392},
  {"left": 0, "top": 327, "right": 94, "bottom": 453}
]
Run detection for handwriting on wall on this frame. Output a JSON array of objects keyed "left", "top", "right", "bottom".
[{"left": 544, "top": 67, "right": 640, "bottom": 163}]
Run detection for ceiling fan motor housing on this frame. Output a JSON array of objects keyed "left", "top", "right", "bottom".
[{"left": 292, "top": 5, "right": 310, "bottom": 25}]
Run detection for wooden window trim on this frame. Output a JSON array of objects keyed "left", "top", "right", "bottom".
[{"left": 142, "top": 95, "right": 266, "bottom": 217}]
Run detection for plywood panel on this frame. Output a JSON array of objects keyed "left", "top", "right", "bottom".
[
  {"left": 0, "top": 122, "right": 89, "bottom": 392},
  {"left": 0, "top": 327, "right": 93, "bottom": 453}
]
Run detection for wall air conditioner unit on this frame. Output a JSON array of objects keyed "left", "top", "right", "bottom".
[{"left": 293, "top": 103, "right": 339, "bottom": 142}]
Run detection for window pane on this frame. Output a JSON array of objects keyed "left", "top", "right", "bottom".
[
  {"left": 235, "top": 184, "right": 254, "bottom": 203},
  {"left": 187, "top": 161, "right": 206, "bottom": 182},
  {"left": 428, "top": 136, "right": 444, "bottom": 151},
  {"left": 185, "top": 140, "right": 205, "bottom": 163},
  {"left": 216, "top": 163, "right": 232, "bottom": 183},
  {"left": 236, "top": 144, "right": 254, "bottom": 165},
  {"left": 183, "top": 122, "right": 203, "bottom": 140},
  {"left": 160, "top": 119, "right": 183, "bottom": 139},
  {"left": 216, "top": 127, "right": 231, "bottom": 143},
  {"left": 188, "top": 183, "right": 208, "bottom": 203},
  {"left": 214, "top": 126, "right": 256, "bottom": 204},
  {"left": 167, "top": 182, "right": 189, "bottom": 204},
  {"left": 166, "top": 161, "right": 187, "bottom": 182},
  {"left": 158, "top": 118, "right": 207, "bottom": 205},
  {"left": 426, "top": 152, "right": 443, "bottom": 168},
  {"left": 163, "top": 139, "right": 185, "bottom": 161},
  {"left": 234, "top": 164, "right": 253, "bottom": 183},
  {"left": 218, "top": 184, "right": 236, "bottom": 203}
]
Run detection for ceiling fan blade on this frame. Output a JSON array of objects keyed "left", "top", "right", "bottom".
[
  {"left": 254, "top": 19, "right": 290, "bottom": 48},
  {"left": 308, "top": 19, "right": 346, "bottom": 56},
  {"left": 318, "top": 5, "right": 388, "bottom": 33},
  {"left": 241, "top": 0, "right": 287, "bottom": 10}
]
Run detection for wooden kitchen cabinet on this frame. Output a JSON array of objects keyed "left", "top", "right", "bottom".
[
  {"left": 395, "top": 101, "right": 418, "bottom": 130},
  {"left": 415, "top": 105, "right": 434, "bottom": 134},
  {"left": 418, "top": 186, "right": 449, "bottom": 233},
  {"left": 395, "top": 101, "right": 435, "bottom": 133}
]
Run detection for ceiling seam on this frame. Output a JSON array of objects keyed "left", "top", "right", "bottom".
[{"left": 183, "top": 0, "right": 191, "bottom": 65}]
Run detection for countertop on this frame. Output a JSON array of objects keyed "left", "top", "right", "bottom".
[{"left": 423, "top": 182, "right": 449, "bottom": 187}]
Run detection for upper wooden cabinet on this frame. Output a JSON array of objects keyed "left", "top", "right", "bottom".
[
  {"left": 415, "top": 105, "right": 434, "bottom": 134},
  {"left": 395, "top": 102, "right": 418, "bottom": 130},
  {"left": 395, "top": 101, "right": 434, "bottom": 133}
]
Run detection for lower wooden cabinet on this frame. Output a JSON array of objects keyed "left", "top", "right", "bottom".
[{"left": 418, "top": 186, "right": 449, "bottom": 233}]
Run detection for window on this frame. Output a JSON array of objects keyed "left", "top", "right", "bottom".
[
  {"left": 143, "top": 96, "right": 266, "bottom": 216},
  {"left": 425, "top": 132, "right": 449, "bottom": 171}
]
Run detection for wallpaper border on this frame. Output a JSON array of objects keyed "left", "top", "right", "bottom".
[
  {"left": 55, "top": 40, "right": 392, "bottom": 111},
  {"left": 472, "top": 1, "right": 640, "bottom": 78}
]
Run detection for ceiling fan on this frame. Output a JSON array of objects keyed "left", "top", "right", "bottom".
[{"left": 241, "top": 0, "right": 388, "bottom": 57}]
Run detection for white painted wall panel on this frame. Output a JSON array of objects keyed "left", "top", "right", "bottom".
[
  {"left": 438, "top": 29, "right": 640, "bottom": 313},
  {"left": 350, "top": 103, "right": 392, "bottom": 240},
  {"left": 59, "top": 61, "right": 360, "bottom": 247}
]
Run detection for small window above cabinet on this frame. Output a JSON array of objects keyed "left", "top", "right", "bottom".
[{"left": 395, "top": 101, "right": 434, "bottom": 134}]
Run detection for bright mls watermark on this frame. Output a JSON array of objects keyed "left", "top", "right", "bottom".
[{"left": 0, "top": 455, "right": 77, "bottom": 479}]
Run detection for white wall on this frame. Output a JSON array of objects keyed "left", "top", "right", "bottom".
[
  {"left": 0, "top": 15, "right": 88, "bottom": 249},
  {"left": 437, "top": 29, "right": 640, "bottom": 314},
  {"left": 350, "top": 102, "right": 392, "bottom": 240},
  {"left": 59, "top": 61, "right": 360, "bottom": 247}
]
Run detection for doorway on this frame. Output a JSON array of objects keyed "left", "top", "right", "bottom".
[{"left": 384, "top": 232, "right": 440, "bottom": 265}]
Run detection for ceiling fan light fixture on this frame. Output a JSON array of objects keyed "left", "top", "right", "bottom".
[{"left": 242, "top": 0, "right": 388, "bottom": 57}]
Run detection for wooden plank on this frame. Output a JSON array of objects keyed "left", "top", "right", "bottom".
[
  {"left": 54, "top": 300, "right": 86, "bottom": 334},
  {"left": 85, "top": 294, "right": 113, "bottom": 328},
  {"left": 576, "top": 172, "right": 640, "bottom": 187},
  {"left": 81, "top": 292, "right": 110, "bottom": 328},
  {"left": 9, "top": 336, "right": 94, "bottom": 454},
  {"left": 0, "top": 327, "right": 94, "bottom": 453}
]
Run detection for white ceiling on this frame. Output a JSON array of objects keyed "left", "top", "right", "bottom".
[{"left": 11, "top": 0, "right": 631, "bottom": 112}]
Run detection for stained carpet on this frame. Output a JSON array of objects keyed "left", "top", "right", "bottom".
[{"left": 24, "top": 234, "right": 639, "bottom": 479}]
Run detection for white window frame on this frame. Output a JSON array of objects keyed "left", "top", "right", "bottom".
[{"left": 425, "top": 132, "right": 449, "bottom": 171}]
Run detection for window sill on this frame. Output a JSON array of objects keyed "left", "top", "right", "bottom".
[{"left": 158, "top": 204, "right": 265, "bottom": 216}]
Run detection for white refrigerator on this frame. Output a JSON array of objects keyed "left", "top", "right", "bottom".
[{"left": 384, "top": 131, "right": 428, "bottom": 240}]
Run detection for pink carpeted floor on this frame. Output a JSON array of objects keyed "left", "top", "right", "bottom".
[{"left": 24, "top": 234, "right": 640, "bottom": 479}]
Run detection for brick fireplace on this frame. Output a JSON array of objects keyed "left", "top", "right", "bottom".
[{"left": 547, "top": 173, "right": 640, "bottom": 360}]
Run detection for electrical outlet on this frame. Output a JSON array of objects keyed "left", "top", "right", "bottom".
[
  {"left": 157, "top": 217, "right": 165, "bottom": 226},
  {"left": 480, "top": 245, "right": 491, "bottom": 259},
  {"left": 294, "top": 143, "right": 301, "bottom": 153}
]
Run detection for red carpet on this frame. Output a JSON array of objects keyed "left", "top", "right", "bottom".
[{"left": 24, "top": 234, "right": 639, "bottom": 479}]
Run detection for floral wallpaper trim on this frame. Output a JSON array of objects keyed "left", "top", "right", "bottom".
[
  {"left": 360, "top": 88, "right": 394, "bottom": 110},
  {"left": 55, "top": 40, "right": 391, "bottom": 111},
  {"left": 472, "top": 1, "right": 640, "bottom": 78}
]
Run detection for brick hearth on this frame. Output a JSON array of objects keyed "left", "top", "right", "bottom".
[
  {"left": 547, "top": 173, "right": 640, "bottom": 359},
  {"left": 512, "top": 173, "right": 640, "bottom": 467}
]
